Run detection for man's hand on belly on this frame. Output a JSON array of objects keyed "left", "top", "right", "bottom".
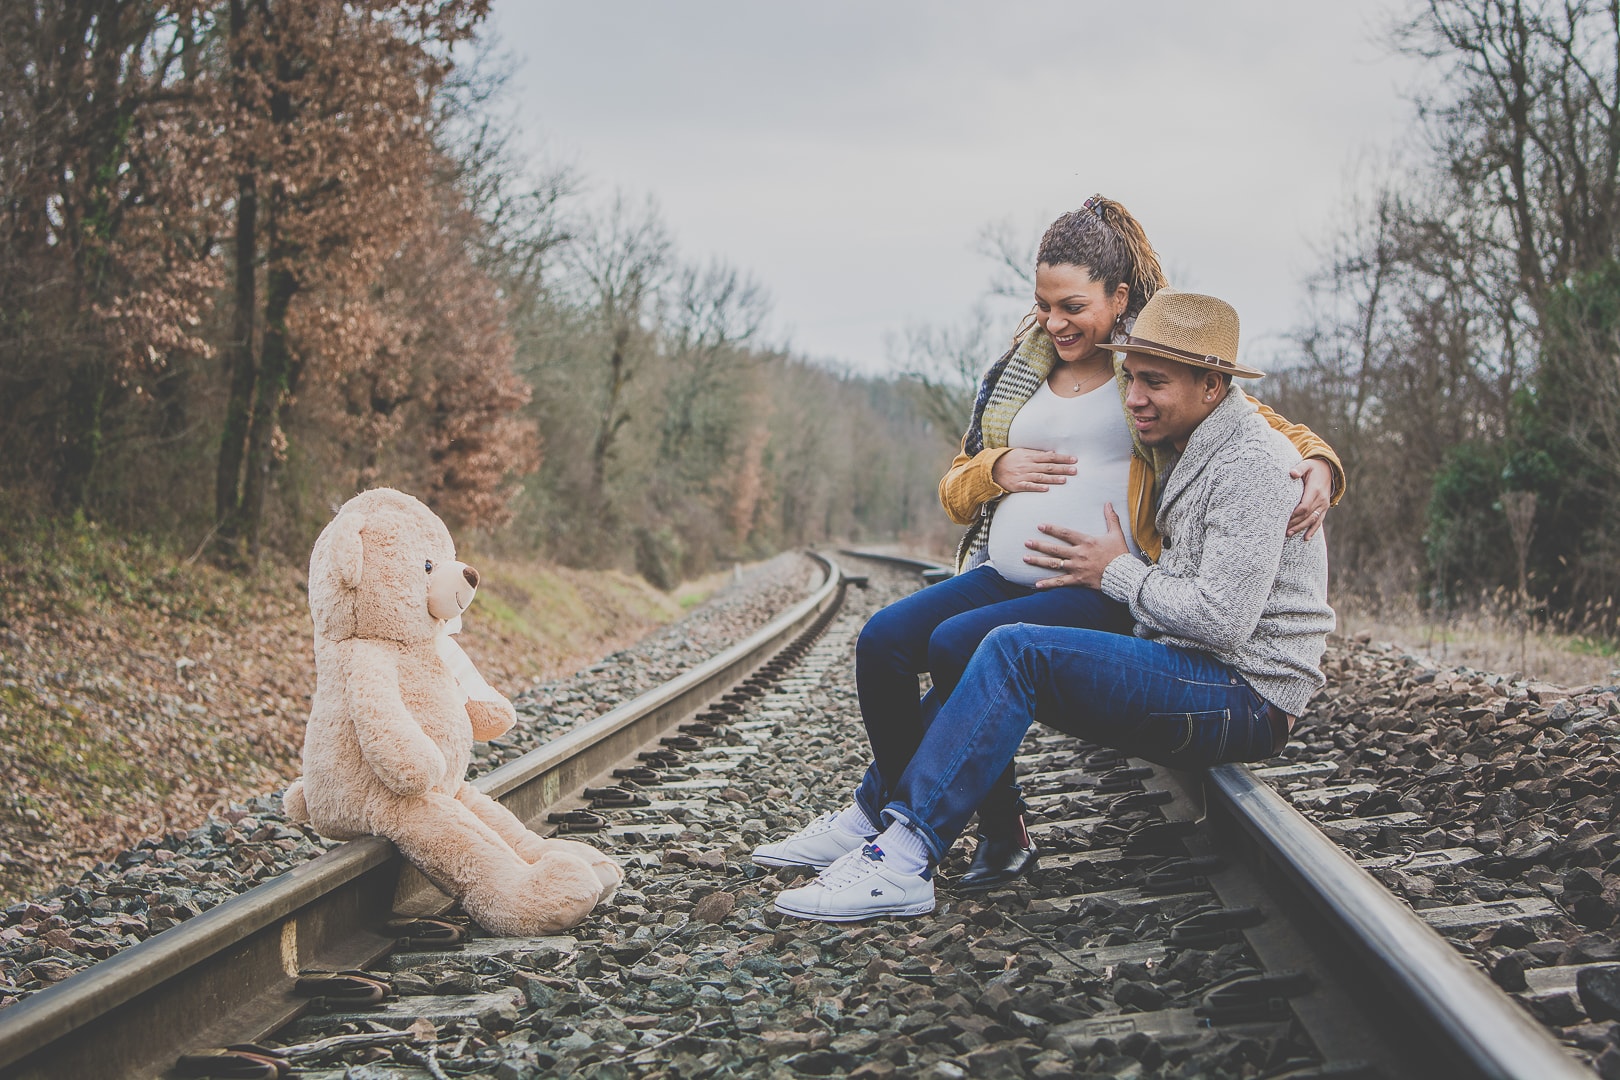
[{"left": 1024, "top": 503, "right": 1130, "bottom": 589}]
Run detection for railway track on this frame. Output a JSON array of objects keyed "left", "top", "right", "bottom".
[{"left": 0, "top": 551, "right": 1604, "bottom": 1078}]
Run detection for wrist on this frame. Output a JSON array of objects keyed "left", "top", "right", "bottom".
[
  {"left": 1100, "top": 551, "right": 1149, "bottom": 603},
  {"left": 985, "top": 447, "right": 1015, "bottom": 493}
]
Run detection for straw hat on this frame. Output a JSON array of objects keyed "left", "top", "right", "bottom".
[{"left": 1111, "top": 289, "right": 1262, "bottom": 379}]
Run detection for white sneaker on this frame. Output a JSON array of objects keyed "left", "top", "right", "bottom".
[
  {"left": 773, "top": 844, "right": 936, "bottom": 921},
  {"left": 752, "top": 811, "right": 872, "bottom": 869}
]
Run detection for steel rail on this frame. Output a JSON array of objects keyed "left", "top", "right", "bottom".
[
  {"left": 0, "top": 553, "right": 845, "bottom": 1080},
  {"left": 1206, "top": 763, "right": 1590, "bottom": 1080},
  {"left": 837, "top": 548, "right": 952, "bottom": 576}
]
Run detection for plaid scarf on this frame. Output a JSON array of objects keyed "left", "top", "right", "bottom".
[{"left": 953, "top": 321, "right": 1174, "bottom": 573}]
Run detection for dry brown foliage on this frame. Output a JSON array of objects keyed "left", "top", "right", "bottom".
[{"left": 0, "top": 1, "right": 540, "bottom": 553}]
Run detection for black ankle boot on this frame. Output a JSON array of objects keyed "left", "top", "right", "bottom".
[{"left": 956, "top": 815, "right": 1037, "bottom": 890}]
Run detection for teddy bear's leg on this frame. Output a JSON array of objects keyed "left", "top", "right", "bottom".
[
  {"left": 453, "top": 782, "right": 549, "bottom": 861},
  {"left": 381, "top": 792, "right": 605, "bottom": 936},
  {"left": 455, "top": 784, "right": 623, "bottom": 902}
]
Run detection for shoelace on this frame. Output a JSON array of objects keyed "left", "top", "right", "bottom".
[
  {"left": 815, "top": 848, "right": 882, "bottom": 890},
  {"left": 797, "top": 811, "right": 839, "bottom": 836}
]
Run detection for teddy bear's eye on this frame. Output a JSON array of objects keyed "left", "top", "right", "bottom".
[{"left": 425, "top": 560, "right": 434, "bottom": 574}]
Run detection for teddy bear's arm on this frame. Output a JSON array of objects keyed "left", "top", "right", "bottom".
[
  {"left": 438, "top": 633, "right": 516, "bottom": 740},
  {"left": 345, "top": 640, "right": 448, "bottom": 797},
  {"left": 466, "top": 697, "right": 516, "bottom": 741}
]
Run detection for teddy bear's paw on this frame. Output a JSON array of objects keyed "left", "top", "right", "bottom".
[
  {"left": 282, "top": 780, "right": 309, "bottom": 823},
  {"left": 374, "top": 746, "right": 448, "bottom": 798},
  {"left": 466, "top": 698, "right": 516, "bottom": 741},
  {"left": 532, "top": 838, "right": 623, "bottom": 903},
  {"left": 593, "top": 861, "right": 623, "bottom": 904},
  {"left": 582, "top": 848, "right": 624, "bottom": 903},
  {"left": 467, "top": 851, "right": 604, "bottom": 935}
]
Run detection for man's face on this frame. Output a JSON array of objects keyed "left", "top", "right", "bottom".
[{"left": 1121, "top": 354, "right": 1223, "bottom": 450}]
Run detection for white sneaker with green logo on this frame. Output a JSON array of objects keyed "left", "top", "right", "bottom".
[
  {"left": 772, "top": 843, "right": 935, "bottom": 921},
  {"left": 752, "top": 811, "right": 872, "bottom": 869}
]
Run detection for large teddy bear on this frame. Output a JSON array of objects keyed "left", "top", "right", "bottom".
[{"left": 282, "top": 488, "right": 621, "bottom": 935}]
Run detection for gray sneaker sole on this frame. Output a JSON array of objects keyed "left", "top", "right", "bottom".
[
  {"left": 771, "top": 895, "right": 935, "bottom": 922},
  {"left": 751, "top": 851, "right": 835, "bottom": 869}
]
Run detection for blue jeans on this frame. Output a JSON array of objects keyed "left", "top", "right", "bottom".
[
  {"left": 852, "top": 565, "right": 1133, "bottom": 837},
  {"left": 881, "top": 623, "right": 1281, "bottom": 861}
]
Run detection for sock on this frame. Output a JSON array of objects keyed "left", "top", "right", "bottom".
[
  {"left": 833, "top": 802, "right": 881, "bottom": 838},
  {"left": 870, "top": 820, "right": 932, "bottom": 877}
]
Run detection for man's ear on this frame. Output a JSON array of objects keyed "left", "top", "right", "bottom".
[
  {"left": 329, "top": 513, "right": 365, "bottom": 589},
  {"left": 1203, "top": 370, "right": 1225, "bottom": 402}
]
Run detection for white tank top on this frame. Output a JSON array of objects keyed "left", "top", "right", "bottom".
[{"left": 987, "top": 380, "right": 1140, "bottom": 587}]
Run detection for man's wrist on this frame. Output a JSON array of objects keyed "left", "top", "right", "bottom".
[{"left": 1100, "top": 552, "right": 1149, "bottom": 603}]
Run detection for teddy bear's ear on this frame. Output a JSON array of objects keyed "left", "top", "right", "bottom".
[{"left": 329, "top": 512, "right": 366, "bottom": 589}]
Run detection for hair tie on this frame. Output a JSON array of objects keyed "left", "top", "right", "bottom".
[{"left": 1081, "top": 194, "right": 1105, "bottom": 218}]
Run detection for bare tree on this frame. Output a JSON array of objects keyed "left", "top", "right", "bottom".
[
  {"left": 892, "top": 306, "right": 1002, "bottom": 447},
  {"left": 1398, "top": 0, "right": 1620, "bottom": 318},
  {"left": 1272, "top": 1, "right": 1620, "bottom": 606},
  {"left": 975, "top": 218, "right": 1038, "bottom": 299},
  {"left": 435, "top": 42, "right": 576, "bottom": 314},
  {"left": 0, "top": 1, "right": 215, "bottom": 507},
  {"left": 658, "top": 259, "right": 768, "bottom": 464},
  {"left": 560, "top": 193, "right": 672, "bottom": 498}
]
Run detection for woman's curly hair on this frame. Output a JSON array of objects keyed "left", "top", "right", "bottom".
[{"left": 1035, "top": 195, "right": 1168, "bottom": 320}]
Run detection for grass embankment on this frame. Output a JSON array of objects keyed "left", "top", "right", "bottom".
[
  {"left": 0, "top": 515, "right": 706, "bottom": 905},
  {"left": 1334, "top": 593, "right": 1620, "bottom": 687}
]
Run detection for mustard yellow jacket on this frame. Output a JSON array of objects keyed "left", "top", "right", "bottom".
[{"left": 940, "top": 393, "right": 1345, "bottom": 564}]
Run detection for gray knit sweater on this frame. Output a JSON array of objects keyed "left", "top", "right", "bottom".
[{"left": 1099, "top": 389, "right": 1334, "bottom": 717}]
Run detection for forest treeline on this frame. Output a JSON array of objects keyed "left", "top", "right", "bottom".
[
  {"left": 1264, "top": 0, "right": 1620, "bottom": 629},
  {"left": 0, "top": 1, "right": 949, "bottom": 584},
  {"left": 16, "top": 0, "right": 1618, "bottom": 629}
]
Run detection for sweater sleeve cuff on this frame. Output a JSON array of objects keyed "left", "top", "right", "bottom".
[
  {"left": 978, "top": 446, "right": 1013, "bottom": 495},
  {"left": 1100, "top": 552, "right": 1150, "bottom": 604}
]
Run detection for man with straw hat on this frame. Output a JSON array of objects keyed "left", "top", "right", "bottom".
[{"left": 772, "top": 290, "right": 1335, "bottom": 922}]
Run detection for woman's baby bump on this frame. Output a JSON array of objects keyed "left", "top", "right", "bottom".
[{"left": 986, "top": 383, "right": 1138, "bottom": 587}]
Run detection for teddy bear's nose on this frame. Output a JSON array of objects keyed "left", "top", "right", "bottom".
[{"left": 462, "top": 566, "right": 480, "bottom": 589}]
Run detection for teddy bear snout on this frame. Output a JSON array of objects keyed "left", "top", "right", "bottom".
[
  {"left": 427, "top": 558, "right": 474, "bottom": 620},
  {"left": 462, "top": 566, "right": 480, "bottom": 589}
]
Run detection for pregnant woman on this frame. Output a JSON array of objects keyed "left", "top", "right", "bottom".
[{"left": 755, "top": 196, "right": 1344, "bottom": 888}]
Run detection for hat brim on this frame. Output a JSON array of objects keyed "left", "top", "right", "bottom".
[{"left": 1110, "top": 342, "right": 1264, "bottom": 379}]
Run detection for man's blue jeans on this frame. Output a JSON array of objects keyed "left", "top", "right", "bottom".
[
  {"left": 852, "top": 566, "right": 1133, "bottom": 836},
  {"left": 880, "top": 622, "right": 1281, "bottom": 861}
]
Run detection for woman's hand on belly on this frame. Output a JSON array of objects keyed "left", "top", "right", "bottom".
[
  {"left": 1023, "top": 503, "right": 1131, "bottom": 589},
  {"left": 991, "top": 448, "right": 1078, "bottom": 493}
]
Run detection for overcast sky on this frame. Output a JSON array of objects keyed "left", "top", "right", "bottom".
[{"left": 485, "top": 1, "right": 1421, "bottom": 376}]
